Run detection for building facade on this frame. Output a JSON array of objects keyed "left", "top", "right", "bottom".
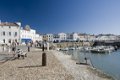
[
  {"left": 42, "top": 34, "right": 53, "bottom": 42},
  {"left": 58, "top": 33, "right": 67, "bottom": 41},
  {"left": 47, "top": 34, "right": 53, "bottom": 42},
  {"left": 71, "top": 33, "right": 79, "bottom": 41},
  {"left": 43, "top": 35, "right": 48, "bottom": 42},
  {"left": 96, "top": 35, "right": 118, "bottom": 41},
  {"left": 78, "top": 34, "right": 86, "bottom": 41},
  {"left": 20, "top": 25, "right": 42, "bottom": 44},
  {"left": 34, "top": 34, "right": 43, "bottom": 42},
  {"left": 0, "top": 22, "right": 21, "bottom": 44},
  {"left": 39, "top": 35, "right": 43, "bottom": 42},
  {"left": 20, "top": 28, "right": 36, "bottom": 44},
  {"left": 53, "top": 34, "right": 60, "bottom": 42}
]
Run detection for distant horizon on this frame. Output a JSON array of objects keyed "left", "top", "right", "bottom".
[{"left": 0, "top": 0, "right": 120, "bottom": 35}]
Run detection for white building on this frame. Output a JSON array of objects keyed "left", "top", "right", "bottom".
[
  {"left": 84, "top": 34, "right": 96, "bottom": 41},
  {"left": 53, "top": 34, "right": 60, "bottom": 42},
  {"left": 20, "top": 25, "right": 42, "bottom": 43},
  {"left": 0, "top": 22, "right": 21, "bottom": 44},
  {"left": 34, "top": 34, "right": 43, "bottom": 42},
  {"left": 20, "top": 28, "right": 36, "bottom": 43},
  {"left": 58, "top": 33, "right": 67, "bottom": 41},
  {"left": 71, "top": 33, "right": 79, "bottom": 41},
  {"left": 39, "top": 35, "right": 43, "bottom": 42},
  {"left": 96, "top": 35, "right": 118, "bottom": 41},
  {"left": 77, "top": 34, "right": 86, "bottom": 41}
]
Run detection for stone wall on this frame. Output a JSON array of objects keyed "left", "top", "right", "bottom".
[{"left": 54, "top": 42, "right": 94, "bottom": 48}]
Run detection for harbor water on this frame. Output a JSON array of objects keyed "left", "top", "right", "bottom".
[{"left": 62, "top": 49, "right": 120, "bottom": 80}]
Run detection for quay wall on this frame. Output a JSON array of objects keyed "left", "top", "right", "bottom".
[{"left": 53, "top": 42, "right": 94, "bottom": 48}]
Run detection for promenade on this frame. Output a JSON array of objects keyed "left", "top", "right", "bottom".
[
  {"left": 0, "top": 47, "right": 73, "bottom": 80},
  {"left": 0, "top": 46, "right": 113, "bottom": 80}
]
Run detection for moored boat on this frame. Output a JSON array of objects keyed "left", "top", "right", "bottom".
[
  {"left": 91, "top": 46, "right": 115, "bottom": 53},
  {"left": 91, "top": 49, "right": 109, "bottom": 53},
  {"left": 68, "top": 47, "right": 75, "bottom": 50}
]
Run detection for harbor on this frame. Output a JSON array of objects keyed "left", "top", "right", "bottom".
[
  {"left": 54, "top": 41, "right": 120, "bottom": 80},
  {"left": 0, "top": 40, "right": 120, "bottom": 80},
  {"left": 0, "top": 45, "right": 114, "bottom": 80},
  {"left": 61, "top": 48, "right": 120, "bottom": 80},
  {"left": 1, "top": 0, "right": 120, "bottom": 80}
]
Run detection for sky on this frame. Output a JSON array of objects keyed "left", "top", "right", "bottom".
[{"left": 0, "top": 0, "right": 120, "bottom": 35}]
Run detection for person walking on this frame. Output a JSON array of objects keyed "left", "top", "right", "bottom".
[
  {"left": 27, "top": 42, "right": 31, "bottom": 52},
  {"left": 11, "top": 41, "right": 17, "bottom": 56},
  {"left": 8, "top": 43, "right": 11, "bottom": 53}
]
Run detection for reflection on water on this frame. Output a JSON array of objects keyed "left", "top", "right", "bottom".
[{"left": 62, "top": 50, "right": 120, "bottom": 80}]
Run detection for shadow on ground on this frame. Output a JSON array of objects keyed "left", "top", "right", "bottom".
[
  {"left": 76, "top": 62, "right": 88, "bottom": 65},
  {"left": 18, "top": 65, "right": 43, "bottom": 68}
]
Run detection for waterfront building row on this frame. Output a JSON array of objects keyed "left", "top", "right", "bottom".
[
  {"left": 0, "top": 22, "right": 42, "bottom": 44},
  {"left": 43, "top": 33, "right": 95, "bottom": 42},
  {"left": 1, "top": 22, "right": 120, "bottom": 45},
  {"left": 42, "top": 33, "right": 120, "bottom": 42}
]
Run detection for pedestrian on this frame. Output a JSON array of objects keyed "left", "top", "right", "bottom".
[
  {"left": 12, "top": 41, "right": 17, "bottom": 56},
  {"left": 42, "top": 43, "right": 44, "bottom": 52},
  {"left": 8, "top": 43, "right": 11, "bottom": 53},
  {"left": 30, "top": 41, "right": 33, "bottom": 47},
  {"left": 27, "top": 42, "right": 31, "bottom": 52},
  {"left": 2, "top": 44, "right": 4, "bottom": 52}
]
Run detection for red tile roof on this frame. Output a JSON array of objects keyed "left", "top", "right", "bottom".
[{"left": 0, "top": 22, "right": 19, "bottom": 27}]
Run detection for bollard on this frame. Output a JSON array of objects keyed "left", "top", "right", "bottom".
[{"left": 42, "top": 52, "right": 47, "bottom": 66}]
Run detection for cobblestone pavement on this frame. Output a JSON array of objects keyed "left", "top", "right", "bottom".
[{"left": 0, "top": 48, "right": 74, "bottom": 80}]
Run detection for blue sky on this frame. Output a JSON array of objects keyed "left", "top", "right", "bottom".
[{"left": 0, "top": 0, "right": 120, "bottom": 34}]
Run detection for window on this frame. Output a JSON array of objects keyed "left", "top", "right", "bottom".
[
  {"left": 3, "top": 31, "right": 5, "bottom": 36},
  {"left": 9, "top": 32, "right": 11, "bottom": 36},
  {"left": 15, "top": 32, "right": 17, "bottom": 36},
  {"left": 3, "top": 39, "right": 5, "bottom": 43}
]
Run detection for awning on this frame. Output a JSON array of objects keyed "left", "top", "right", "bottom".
[{"left": 21, "top": 38, "right": 32, "bottom": 43}]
